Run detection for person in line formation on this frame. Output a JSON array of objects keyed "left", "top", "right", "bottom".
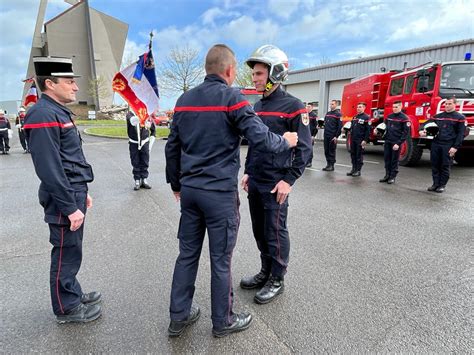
[
  {"left": 15, "top": 107, "right": 30, "bottom": 153},
  {"left": 347, "top": 102, "right": 370, "bottom": 177}
]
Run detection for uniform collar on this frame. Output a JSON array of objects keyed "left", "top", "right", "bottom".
[
  {"left": 205, "top": 74, "right": 227, "bottom": 85},
  {"left": 262, "top": 85, "right": 284, "bottom": 101},
  {"left": 42, "top": 93, "right": 73, "bottom": 115}
]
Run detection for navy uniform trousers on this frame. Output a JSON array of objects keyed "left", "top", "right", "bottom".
[
  {"left": 0, "top": 131, "right": 9, "bottom": 152},
  {"left": 39, "top": 184, "right": 88, "bottom": 315},
  {"left": 431, "top": 142, "right": 452, "bottom": 187},
  {"left": 170, "top": 186, "right": 239, "bottom": 330},
  {"left": 324, "top": 135, "right": 337, "bottom": 165},
  {"left": 18, "top": 129, "right": 28, "bottom": 151},
  {"left": 384, "top": 143, "right": 401, "bottom": 178},
  {"left": 129, "top": 141, "right": 150, "bottom": 180},
  {"left": 350, "top": 139, "right": 364, "bottom": 171},
  {"left": 247, "top": 178, "right": 289, "bottom": 279}
]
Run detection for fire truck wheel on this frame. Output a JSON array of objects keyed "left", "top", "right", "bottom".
[
  {"left": 454, "top": 149, "right": 474, "bottom": 166},
  {"left": 399, "top": 135, "right": 423, "bottom": 166}
]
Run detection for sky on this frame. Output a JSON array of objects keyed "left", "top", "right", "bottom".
[{"left": 0, "top": 0, "right": 473, "bottom": 109}]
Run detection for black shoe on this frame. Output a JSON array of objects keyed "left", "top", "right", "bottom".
[
  {"left": 254, "top": 277, "right": 284, "bottom": 304},
  {"left": 134, "top": 180, "right": 140, "bottom": 191},
  {"left": 351, "top": 171, "right": 361, "bottom": 177},
  {"left": 435, "top": 186, "right": 445, "bottom": 193},
  {"left": 306, "top": 162, "right": 312, "bottom": 168},
  {"left": 140, "top": 178, "right": 152, "bottom": 189},
  {"left": 240, "top": 270, "right": 269, "bottom": 290},
  {"left": 56, "top": 303, "right": 102, "bottom": 324},
  {"left": 346, "top": 170, "right": 355, "bottom": 176},
  {"left": 23, "top": 150, "right": 28, "bottom": 154},
  {"left": 81, "top": 291, "right": 102, "bottom": 305},
  {"left": 212, "top": 312, "right": 253, "bottom": 338},
  {"left": 387, "top": 178, "right": 395, "bottom": 184},
  {"left": 379, "top": 175, "right": 389, "bottom": 183},
  {"left": 322, "top": 165, "right": 334, "bottom": 171},
  {"left": 168, "top": 305, "right": 201, "bottom": 337},
  {"left": 427, "top": 185, "right": 438, "bottom": 192}
]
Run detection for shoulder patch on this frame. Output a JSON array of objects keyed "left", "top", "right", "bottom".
[
  {"left": 301, "top": 113, "right": 309, "bottom": 126},
  {"left": 406, "top": 121, "right": 411, "bottom": 127}
]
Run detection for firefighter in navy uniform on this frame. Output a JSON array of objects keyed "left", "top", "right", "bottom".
[
  {"left": 0, "top": 109, "right": 11, "bottom": 154},
  {"left": 306, "top": 103, "right": 318, "bottom": 167},
  {"left": 322, "top": 99, "right": 343, "bottom": 171},
  {"left": 24, "top": 57, "right": 102, "bottom": 323},
  {"left": 347, "top": 102, "right": 370, "bottom": 177},
  {"left": 420, "top": 97, "right": 466, "bottom": 193},
  {"left": 126, "top": 110, "right": 155, "bottom": 190},
  {"left": 165, "top": 44, "right": 298, "bottom": 338},
  {"left": 379, "top": 101, "right": 410, "bottom": 184},
  {"left": 16, "top": 107, "right": 29, "bottom": 153},
  {"left": 240, "top": 45, "right": 312, "bottom": 304}
]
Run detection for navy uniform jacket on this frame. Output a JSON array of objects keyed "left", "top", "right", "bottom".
[
  {"left": 165, "top": 74, "right": 290, "bottom": 192},
  {"left": 24, "top": 94, "right": 94, "bottom": 222},
  {"left": 126, "top": 112, "right": 156, "bottom": 141},
  {"left": 324, "top": 109, "right": 342, "bottom": 138},
  {"left": 309, "top": 111, "right": 318, "bottom": 136},
  {"left": 384, "top": 112, "right": 410, "bottom": 145},
  {"left": 0, "top": 116, "right": 11, "bottom": 129},
  {"left": 425, "top": 111, "right": 466, "bottom": 148},
  {"left": 350, "top": 113, "right": 370, "bottom": 142},
  {"left": 16, "top": 115, "right": 26, "bottom": 128},
  {"left": 244, "top": 87, "right": 312, "bottom": 187}
]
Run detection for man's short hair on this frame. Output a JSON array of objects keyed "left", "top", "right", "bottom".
[
  {"left": 331, "top": 99, "right": 341, "bottom": 106},
  {"left": 205, "top": 44, "right": 236, "bottom": 75},
  {"left": 393, "top": 101, "right": 402, "bottom": 106},
  {"left": 357, "top": 102, "right": 366, "bottom": 107},
  {"left": 36, "top": 76, "right": 58, "bottom": 92},
  {"left": 446, "top": 96, "right": 457, "bottom": 103}
]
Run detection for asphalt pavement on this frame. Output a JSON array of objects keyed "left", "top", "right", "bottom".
[{"left": 1, "top": 130, "right": 472, "bottom": 353}]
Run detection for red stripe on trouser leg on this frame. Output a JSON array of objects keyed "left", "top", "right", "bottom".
[{"left": 56, "top": 227, "right": 65, "bottom": 314}]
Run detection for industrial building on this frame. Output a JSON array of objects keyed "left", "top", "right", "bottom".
[
  {"left": 23, "top": 0, "right": 128, "bottom": 108},
  {"left": 284, "top": 39, "right": 473, "bottom": 116}
]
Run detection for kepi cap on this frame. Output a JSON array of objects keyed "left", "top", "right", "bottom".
[{"left": 33, "top": 56, "right": 80, "bottom": 77}]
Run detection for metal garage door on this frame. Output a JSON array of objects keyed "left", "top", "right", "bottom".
[
  {"left": 285, "top": 81, "right": 320, "bottom": 104},
  {"left": 328, "top": 79, "right": 351, "bottom": 104}
]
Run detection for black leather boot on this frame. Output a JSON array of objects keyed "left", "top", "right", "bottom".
[
  {"left": 212, "top": 312, "right": 252, "bottom": 338},
  {"left": 134, "top": 180, "right": 140, "bottom": 191},
  {"left": 254, "top": 276, "right": 284, "bottom": 304},
  {"left": 379, "top": 175, "right": 389, "bottom": 183},
  {"left": 322, "top": 164, "right": 334, "bottom": 171},
  {"left": 346, "top": 169, "right": 355, "bottom": 176},
  {"left": 427, "top": 185, "right": 438, "bottom": 192},
  {"left": 56, "top": 303, "right": 102, "bottom": 324},
  {"left": 168, "top": 305, "right": 201, "bottom": 337},
  {"left": 141, "top": 178, "right": 152, "bottom": 189},
  {"left": 81, "top": 291, "right": 102, "bottom": 305},
  {"left": 240, "top": 270, "right": 270, "bottom": 289}
]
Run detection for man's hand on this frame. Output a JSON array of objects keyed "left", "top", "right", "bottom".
[
  {"left": 448, "top": 147, "right": 457, "bottom": 157},
  {"left": 283, "top": 132, "right": 298, "bottom": 148},
  {"left": 361, "top": 140, "right": 367, "bottom": 148},
  {"left": 173, "top": 191, "right": 181, "bottom": 202},
  {"left": 332, "top": 137, "right": 337, "bottom": 144},
  {"left": 86, "top": 194, "right": 93, "bottom": 209},
  {"left": 68, "top": 209, "right": 85, "bottom": 232},
  {"left": 419, "top": 130, "right": 427, "bottom": 137},
  {"left": 241, "top": 174, "right": 249, "bottom": 193},
  {"left": 270, "top": 180, "right": 291, "bottom": 204},
  {"left": 393, "top": 144, "right": 399, "bottom": 151}
]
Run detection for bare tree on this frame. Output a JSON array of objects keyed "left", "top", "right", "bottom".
[
  {"left": 158, "top": 45, "right": 204, "bottom": 94},
  {"left": 233, "top": 61, "right": 253, "bottom": 88},
  {"left": 88, "top": 75, "right": 109, "bottom": 102},
  {"left": 318, "top": 55, "right": 332, "bottom": 65}
]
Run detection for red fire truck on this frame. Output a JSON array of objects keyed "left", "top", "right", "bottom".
[{"left": 341, "top": 59, "right": 474, "bottom": 166}]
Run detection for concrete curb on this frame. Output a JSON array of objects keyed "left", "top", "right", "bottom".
[{"left": 83, "top": 128, "right": 169, "bottom": 140}]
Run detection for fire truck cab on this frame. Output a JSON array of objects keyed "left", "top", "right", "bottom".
[{"left": 341, "top": 59, "right": 474, "bottom": 166}]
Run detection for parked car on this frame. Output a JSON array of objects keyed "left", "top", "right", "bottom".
[{"left": 152, "top": 111, "right": 170, "bottom": 127}]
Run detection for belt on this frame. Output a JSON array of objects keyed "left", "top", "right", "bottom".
[
  {"left": 129, "top": 137, "right": 149, "bottom": 144},
  {"left": 0, "top": 128, "right": 8, "bottom": 131}
]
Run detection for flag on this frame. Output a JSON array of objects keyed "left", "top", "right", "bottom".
[
  {"left": 112, "top": 48, "right": 159, "bottom": 126},
  {"left": 23, "top": 82, "right": 38, "bottom": 107}
]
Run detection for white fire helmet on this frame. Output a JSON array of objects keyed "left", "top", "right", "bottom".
[
  {"left": 424, "top": 121, "right": 439, "bottom": 137},
  {"left": 375, "top": 122, "right": 386, "bottom": 136},
  {"left": 317, "top": 117, "right": 325, "bottom": 128},
  {"left": 19, "top": 107, "right": 26, "bottom": 113},
  {"left": 246, "top": 45, "right": 289, "bottom": 90}
]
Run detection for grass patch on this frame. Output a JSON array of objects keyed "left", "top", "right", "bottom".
[
  {"left": 75, "top": 119, "right": 125, "bottom": 126},
  {"left": 85, "top": 126, "right": 170, "bottom": 139}
]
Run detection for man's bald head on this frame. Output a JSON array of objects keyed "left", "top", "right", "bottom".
[{"left": 205, "top": 44, "right": 237, "bottom": 75}]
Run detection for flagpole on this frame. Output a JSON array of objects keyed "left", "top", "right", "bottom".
[{"left": 149, "top": 30, "right": 153, "bottom": 50}]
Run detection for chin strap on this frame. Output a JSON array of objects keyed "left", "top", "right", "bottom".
[{"left": 265, "top": 80, "right": 274, "bottom": 92}]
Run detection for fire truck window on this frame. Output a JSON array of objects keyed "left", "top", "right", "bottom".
[
  {"left": 404, "top": 75, "right": 415, "bottom": 94},
  {"left": 416, "top": 70, "right": 435, "bottom": 93},
  {"left": 389, "top": 78, "right": 404, "bottom": 96}
]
